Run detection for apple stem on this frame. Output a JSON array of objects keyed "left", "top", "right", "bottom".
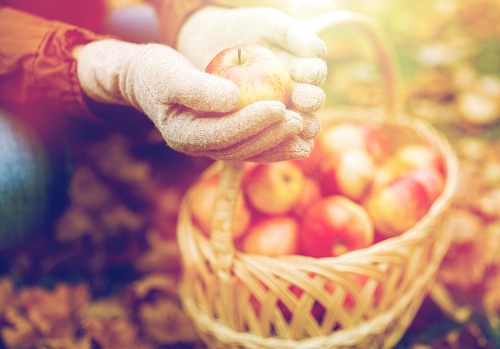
[{"left": 238, "top": 47, "right": 242, "bottom": 65}]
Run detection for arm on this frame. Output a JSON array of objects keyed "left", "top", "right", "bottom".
[
  {"left": 0, "top": 6, "right": 113, "bottom": 119},
  {"left": 0, "top": 4, "right": 313, "bottom": 162}
]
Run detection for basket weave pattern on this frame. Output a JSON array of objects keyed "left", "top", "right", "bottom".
[{"left": 177, "top": 110, "right": 459, "bottom": 349}]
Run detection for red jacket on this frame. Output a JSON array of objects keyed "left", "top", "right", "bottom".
[{"left": 0, "top": 0, "right": 204, "bottom": 120}]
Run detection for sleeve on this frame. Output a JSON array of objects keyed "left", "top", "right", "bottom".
[
  {"left": 0, "top": 6, "right": 115, "bottom": 120},
  {"left": 144, "top": 0, "right": 206, "bottom": 48}
]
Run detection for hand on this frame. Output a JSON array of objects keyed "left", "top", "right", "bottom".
[
  {"left": 177, "top": 6, "right": 328, "bottom": 117},
  {"left": 76, "top": 39, "right": 311, "bottom": 162}
]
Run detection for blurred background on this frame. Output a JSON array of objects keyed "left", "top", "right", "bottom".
[{"left": 1, "top": 0, "right": 500, "bottom": 348}]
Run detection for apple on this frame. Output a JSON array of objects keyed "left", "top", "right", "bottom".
[
  {"left": 293, "top": 177, "right": 322, "bottom": 217},
  {"left": 240, "top": 216, "right": 300, "bottom": 257},
  {"left": 245, "top": 162, "right": 306, "bottom": 215},
  {"left": 319, "top": 123, "right": 365, "bottom": 155},
  {"left": 359, "top": 124, "right": 391, "bottom": 163},
  {"left": 394, "top": 143, "right": 444, "bottom": 174},
  {"left": 320, "top": 149, "right": 375, "bottom": 202},
  {"left": 241, "top": 162, "right": 259, "bottom": 186},
  {"left": 205, "top": 44, "right": 291, "bottom": 112},
  {"left": 373, "top": 143, "right": 445, "bottom": 189},
  {"left": 319, "top": 123, "right": 390, "bottom": 163},
  {"left": 405, "top": 167, "right": 445, "bottom": 203},
  {"left": 364, "top": 176, "right": 431, "bottom": 238},
  {"left": 299, "top": 196, "right": 374, "bottom": 258},
  {"left": 190, "top": 174, "right": 251, "bottom": 240},
  {"left": 292, "top": 138, "right": 324, "bottom": 176},
  {"left": 372, "top": 156, "right": 403, "bottom": 189}
]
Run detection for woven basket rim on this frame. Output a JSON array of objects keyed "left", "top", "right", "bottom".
[
  {"left": 176, "top": 107, "right": 459, "bottom": 349},
  {"left": 180, "top": 246, "right": 440, "bottom": 348}
]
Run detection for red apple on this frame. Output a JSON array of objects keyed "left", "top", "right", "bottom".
[
  {"left": 293, "top": 177, "right": 322, "bottom": 217},
  {"left": 240, "top": 162, "right": 259, "bottom": 187},
  {"left": 320, "top": 149, "right": 375, "bottom": 202},
  {"left": 240, "top": 216, "right": 299, "bottom": 257},
  {"left": 190, "top": 174, "right": 251, "bottom": 240},
  {"left": 319, "top": 155, "right": 340, "bottom": 197},
  {"left": 359, "top": 124, "right": 391, "bottom": 163},
  {"left": 319, "top": 123, "right": 390, "bottom": 163},
  {"left": 292, "top": 138, "right": 324, "bottom": 176},
  {"left": 205, "top": 44, "right": 291, "bottom": 112},
  {"left": 364, "top": 176, "right": 431, "bottom": 238},
  {"left": 395, "top": 143, "right": 444, "bottom": 174},
  {"left": 320, "top": 123, "right": 365, "bottom": 155},
  {"left": 372, "top": 156, "right": 404, "bottom": 189},
  {"left": 300, "top": 196, "right": 374, "bottom": 258},
  {"left": 245, "top": 162, "right": 306, "bottom": 215},
  {"left": 405, "top": 167, "right": 445, "bottom": 203},
  {"left": 373, "top": 143, "right": 445, "bottom": 190}
]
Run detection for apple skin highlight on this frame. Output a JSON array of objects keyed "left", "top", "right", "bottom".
[{"left": 205, "top": 44, "right": 292, "bottom": 112}]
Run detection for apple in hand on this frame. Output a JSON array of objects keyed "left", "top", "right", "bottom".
[
  {"left": 190, "top": 174, "right": 251, "bottom": 240},
  {"left": 240, "top": 216, "right": 299, "bottom": 257},
  {"left": 205, "top": 44, "right": 292, "bottom": 112},
  {"left": 245, "top": 162, "right": 305, "bottom": 215},
  {"left": 300, "top": 196, "right": 374, "bottom": 258},
  {"left": 364, "top": 176, "right": 431, "bottom": 238}
]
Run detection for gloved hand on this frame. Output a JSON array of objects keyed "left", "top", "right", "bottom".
[
  {"left": 77, "top": 38, "right": 312, "bottom": 162},
  {"left": 177, "top": 6, "right": 328, "bottom": 137}
]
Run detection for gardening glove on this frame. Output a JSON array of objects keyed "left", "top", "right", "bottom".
[
  {"left": 209, "top": 0, "right": 336, "bottom": 22},
  {"left": 177, "top": 6, "right": 328, "bottom": 139},
  {"left": 77, "top": 38, "right": 312, "bottom": 162}
]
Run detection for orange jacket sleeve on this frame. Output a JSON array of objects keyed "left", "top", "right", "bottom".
[
  {"left": 0, "top": 1, "right": 224, "bottom": 121},
  {"left": 145, "top": 0, "right": 207, "bottom": 48},
  {"left": 0, "top": 6, "right": 113, "bottom": 119}
]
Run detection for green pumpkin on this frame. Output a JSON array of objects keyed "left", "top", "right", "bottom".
[{"left": 0, "top": 110, "right": 71, "bottom": 249}]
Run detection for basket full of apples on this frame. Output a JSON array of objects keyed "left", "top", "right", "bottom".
[{"left": 176, "top": 10, "right": 459, "bottom": 349}]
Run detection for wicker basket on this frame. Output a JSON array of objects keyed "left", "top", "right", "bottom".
[
  {"left": 176, "top": 10, "right": 460, "bottom": 349},
  {"left": 177, "top": 108, "right": 459, "bottom": 349}
]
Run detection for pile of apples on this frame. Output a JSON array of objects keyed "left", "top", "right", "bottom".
[{"left": 189, "top": 120, "right": 446, "bottom": 259}]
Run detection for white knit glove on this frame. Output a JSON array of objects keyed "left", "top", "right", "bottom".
[
  {"left": 77, "top": 38, "right": 311, "bottom": 162},
  {"left": 209, "top": 0, "right": 335, "bottom": 21},
  {"left": 177, "top": 6, "right": 328, "bottom": 140}
]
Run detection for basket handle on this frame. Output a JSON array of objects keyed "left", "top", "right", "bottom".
[
  {"left": 209, "top": 10, "right": 401, "bottom": 272},
  {"left": 305, "top": 10, "right": 401, "bottom": 117},
  {"left": 210, "top": 160, "right": 245, "bottom": 271}
]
